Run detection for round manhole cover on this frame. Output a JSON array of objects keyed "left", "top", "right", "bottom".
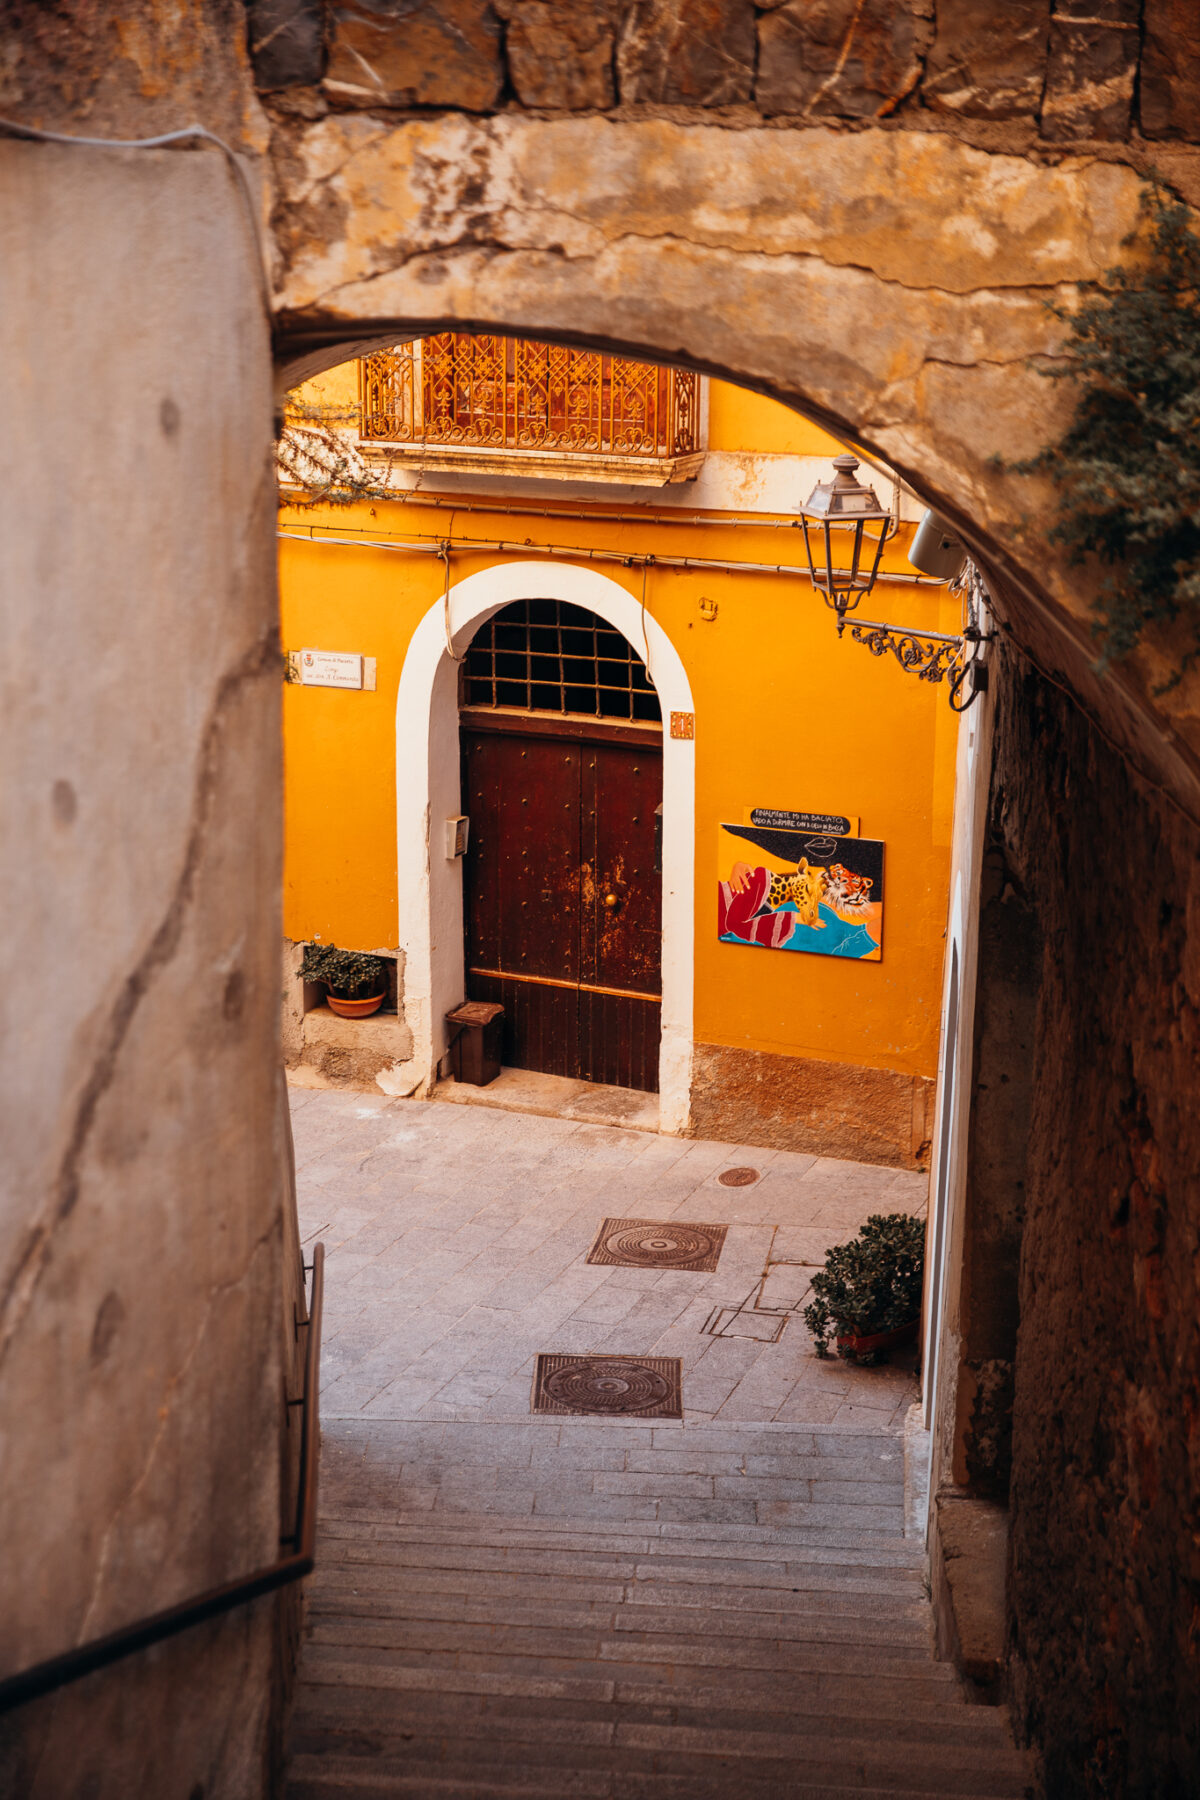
[{"left": 718, "top": 1166, "right": 760, "bottom": 1187}]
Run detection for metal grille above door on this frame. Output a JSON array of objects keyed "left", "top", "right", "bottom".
[{"left": 462, "top": 598, "right": 661, "bottom": 723}]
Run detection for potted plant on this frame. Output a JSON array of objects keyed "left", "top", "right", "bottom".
[
  {"left": 802, "top": 1213, "right": 925, "bottom": 1365},
  {"left": 300, "top": 942, "right": 388, "bottom": 1018}
]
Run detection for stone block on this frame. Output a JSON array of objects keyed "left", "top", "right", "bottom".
[
  {"left": 1140, "top": 0, "right": 1200, "bottom": 139},
  {"left": 496, "top": 0, "right": 617, "bottom": 109},
  {"left": 325, "top": 0, "right": 504, "bottom": 110},
  {"left": 689, "top": 1043, "right": 933, "bottom": 1170},
  {"left": 302, "top": 1002, "right": 414, "bottom": 1086},
  {"left": 616, "top": 0, "right": 756, "bottom": 106},
  {"left": 922, "top": 0, "right": 1049, "bottom": 119},
  {"left": 756, "top": 0, "right": 932, "bottom": 120},
  {"left": 247, "top": 0, "right": 326, "bottom": 89},
  {"left": 1040, "top": 1, "right": 1138, "bottom": 140},
  {"left": 929, "top": 1494, "right": 1008, "bottom": 1700}
]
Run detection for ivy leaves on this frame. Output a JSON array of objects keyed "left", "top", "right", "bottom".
[{"left": 1017, "top": 185, "right": 1200, "bottom": 680}]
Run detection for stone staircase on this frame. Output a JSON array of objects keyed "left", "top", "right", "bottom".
[{"left": 286, "top": 1421, "right": 1030, "bottom": 1798}]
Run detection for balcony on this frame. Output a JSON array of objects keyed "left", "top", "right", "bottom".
[{"left": 359, "top": 336, "right": 704, "bottom": 486}]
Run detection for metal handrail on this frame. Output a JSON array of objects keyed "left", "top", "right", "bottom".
[{"left": 0, "top": 1242, "right": 325, "bottom": 1715}]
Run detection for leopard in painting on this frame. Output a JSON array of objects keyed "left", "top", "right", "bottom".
[{"left": 765, "top": 858, "right": 827, "bottom": 927}]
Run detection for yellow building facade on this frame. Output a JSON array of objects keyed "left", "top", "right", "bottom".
[{"left": 279, "top": 342, "right": 962, "bottom": 1168}]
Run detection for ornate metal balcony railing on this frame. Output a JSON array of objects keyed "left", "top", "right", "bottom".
[{"left": 359, "top": 336, "right": 704, "bottom": 485}]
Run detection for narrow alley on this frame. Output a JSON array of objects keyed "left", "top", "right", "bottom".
[{"left": 286, "top": 1090, "right": 1028, "bottom": 1798}]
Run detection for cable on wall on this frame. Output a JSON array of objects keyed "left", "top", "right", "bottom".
[{"left": 0, "top": 115, "right": 271, "bottom": 312}]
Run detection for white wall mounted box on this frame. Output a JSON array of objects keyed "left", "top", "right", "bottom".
[{"left": 446, "top": 816, "right": 470, "bottom": 858}]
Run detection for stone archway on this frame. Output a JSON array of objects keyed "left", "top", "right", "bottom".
[
  {"left": 270, "top": 113, "right": 1200, "bottom": 824},
  {"left": 6, "top": 12, "right": 1200, "bottom": 1783}
]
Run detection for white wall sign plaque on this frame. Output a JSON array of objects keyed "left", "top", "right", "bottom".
[{"left": 300, "top": 649, "right": 363, "bottom": 689}]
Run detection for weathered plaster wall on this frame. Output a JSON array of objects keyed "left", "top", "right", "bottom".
[
  {"left": 987, "top": 642, "right": 1200, "bottom": 1796},
  {"left": 0, "top": 139, "right": 286, "bottom": 1795}
]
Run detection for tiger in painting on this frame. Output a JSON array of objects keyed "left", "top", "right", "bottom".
[{"left": 821, "top": 862, "right": 874, "bottom": 917}]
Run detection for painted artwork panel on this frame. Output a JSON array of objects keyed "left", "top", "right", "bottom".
[{"left": 717, "top": 822, "right": 884, "bottom": 962}]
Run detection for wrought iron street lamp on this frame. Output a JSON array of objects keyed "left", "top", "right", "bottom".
[{"left": 798, "top": 454, "right": 893, "bottom": 634}]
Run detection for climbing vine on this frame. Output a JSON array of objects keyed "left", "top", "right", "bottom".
[
  {"left": 1016, "top": 185, "right": 1200, "bottom": 679},
  {"left": 276, "top": 393, "right": 398, "bottom": 510}
]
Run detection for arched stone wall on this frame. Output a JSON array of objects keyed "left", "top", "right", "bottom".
[{"left": 270, "top": 113, "right": 1200, "bottom": 824}]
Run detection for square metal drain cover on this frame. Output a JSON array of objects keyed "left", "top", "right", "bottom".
[
  {"left": 585, "top": 1217, "right": 728, "bottom": 1272},
  {"left": 532, "top": 1353, "right": 683, "bottom": 1418}
]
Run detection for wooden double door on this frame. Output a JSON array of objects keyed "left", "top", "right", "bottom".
[{"left": 461, "top": 713, "right": 662, "bottom": 1091}]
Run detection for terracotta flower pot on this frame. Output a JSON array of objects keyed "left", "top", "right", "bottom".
[
  {"left": 326, "top": 991, "right": 385, "bottom": 1018},
  {"left": 835, "top": 1319, "right": 918, "bottom": 1358}
]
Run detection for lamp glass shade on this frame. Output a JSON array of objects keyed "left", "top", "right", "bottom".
[{"left": 799, "top": 455, "right": 891, "bottom": 620}]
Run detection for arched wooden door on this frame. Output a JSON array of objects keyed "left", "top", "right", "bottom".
[{"left": 460, "top": 599, "right": 662, "bottom": 1092}]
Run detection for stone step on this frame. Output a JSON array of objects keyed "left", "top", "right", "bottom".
[
  {"left": 299, "top": 1631, "right": 952, "bottom": 1691},
  {"left": 305, "top": 1596, "right": 950, "bottom": 1681},
  {"left": 309, "top": 1583, "right": 924, "bottom": 1638},
  {"left": 295, "top": 1664, "right": 1011, "bottom": 1727},
  {"left": 316, "top": 1528, "right": 926, "bottom": 1591},
  {"left": 288, "top": 1704, "right": 1029, "bottom": 1795},
  {"left": 401, "top": 1495, "right": 906, "bottom": 1534},
  {"left": 312, "top": 1550, "right": 925, "bottom": 1611},
  {"left": 334, "top": 1423, "right": 906, "bottom": 1454},
  {"left": 288, "top": 1750, "right": 1020, "bottom": 1800},
  {"left": 319, "top": 1509, "right": 924, "bottom": 1563},
  {"left": 290, "top": 1701, "right": 1025, "bottom": 1783},
  {"left": 295, "top": 1646, "right": 994, "bottom": 1731},
  {"left": 308, "top": 1582, "right": 929, "bottom": 1648}
]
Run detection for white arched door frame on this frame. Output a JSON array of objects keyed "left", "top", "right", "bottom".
[{"left": 395, "top": 561, "right": 695, "bottom": 1132}]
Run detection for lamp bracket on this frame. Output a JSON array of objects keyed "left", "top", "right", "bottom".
[
  {"left": 845, "top": 559, "right": 996, "bottom": 711},
  {"left": 847, "top": 619, "right": 962, "bottom": 682}
]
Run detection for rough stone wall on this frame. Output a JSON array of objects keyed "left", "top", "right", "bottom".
[
  {"left": 246, "top": 0, "right": 1200, "bottom": 147},
  {"left": 988, "top": 641, "right": 1200, "bottom": 1797},
  {"left": 0, "top": 1, "right": 268, "bottom": 144}
]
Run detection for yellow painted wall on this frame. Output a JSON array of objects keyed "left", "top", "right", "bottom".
[
  {"left": 706, "top": 382, "right": 846, "bottom": 457},
  {"left": 280, "top": 371, "right": 958, "bottom": 1082}
]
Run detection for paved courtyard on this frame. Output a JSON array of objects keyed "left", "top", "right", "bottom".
[{"left": 293, "top": 1087, "right": 925, "bottom": 1435}]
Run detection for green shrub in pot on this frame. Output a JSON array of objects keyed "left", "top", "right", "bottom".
[
  {"left": 299, "top": 942, "right": 387, "bottom": 1000},
  {"left": 802, "top": 1213, "right": 925, "bottom": 1364}
]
